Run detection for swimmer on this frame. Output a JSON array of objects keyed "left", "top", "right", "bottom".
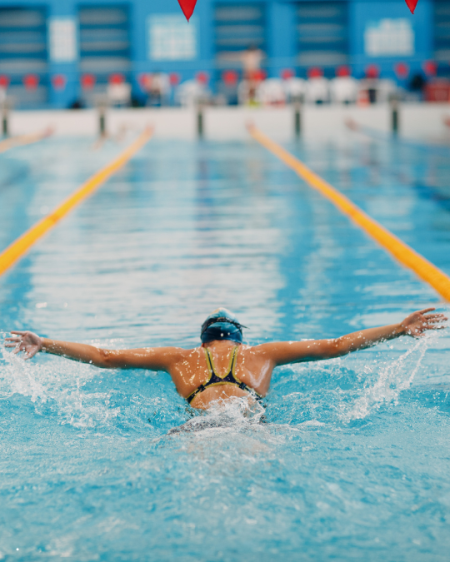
[{"left": 4, "top": 307, "right": 447, "bottom": 410}]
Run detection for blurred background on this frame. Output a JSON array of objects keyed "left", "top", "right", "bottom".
[{"left": 0, "top": 0, "right": 449, "bottom": 110}]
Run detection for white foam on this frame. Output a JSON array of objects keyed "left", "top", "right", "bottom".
[{"left": 342, "top": 336, "right": 432, "bottom": 421}]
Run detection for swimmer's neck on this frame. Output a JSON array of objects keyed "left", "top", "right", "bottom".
[{"left": 201, "top": 339, "right": 242, "bottom": 351}]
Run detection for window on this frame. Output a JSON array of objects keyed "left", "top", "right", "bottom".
[
  {"left": 0, "top": 7, "right": 48, "bottom": 107},
  {"left": 79, "top": 5, "right": 130, "bottom": 81},
  {"left": 214, "top": 4, "right": 266, "bottom": 67},
  {"left": 434, "top": 0, "right": 450, "bottom": 75},
  {"left": 297, "top": 1, "right": 349, "bottom": 73},
  {"left": 148, "top": 14, "right": 197, "bottom": 61}
]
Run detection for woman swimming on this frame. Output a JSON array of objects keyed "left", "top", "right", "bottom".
[{"left": 4, "top": 307, "right": 447, "bottom": 410}]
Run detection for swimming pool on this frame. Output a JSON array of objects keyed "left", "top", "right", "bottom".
[{"left": 1, "top": 133, "right": 449, "bottom": 561}]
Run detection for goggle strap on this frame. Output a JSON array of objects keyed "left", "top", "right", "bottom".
[{"left": 201, "top": 317, "right": 249, "bottom": 335}]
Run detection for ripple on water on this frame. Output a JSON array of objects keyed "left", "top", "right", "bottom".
[{"left": 1, "top": 139, "right": 450, "bottom": 561}]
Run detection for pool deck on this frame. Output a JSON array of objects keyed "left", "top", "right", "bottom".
[{"left": 5, "top": 103, "right": 450, "bottom": 143}]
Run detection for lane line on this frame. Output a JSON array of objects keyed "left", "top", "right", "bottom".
[
  {"left": 248, "top": 124, "right": 450, "bottom": 302},
  {"left": 345, "top": 118, "right": 450, "bottom": 155},
  {"left": 0, "top": 127, "right": 153, "bottom": 278},
  {"left": 0, "top": 128, "right": 53, "bottom": 154}
]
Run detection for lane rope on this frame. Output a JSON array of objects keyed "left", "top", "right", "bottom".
[
  {"left": 0, "top": 127, "right": 153, "bottom": 277},
  {"left": 248, "top": 124, "right": 450, "bottom": 302},
  {"left": 0, "top": 128, "right": 53, "bottom": 154},
  {"left": 345, "top": 117, "right": 450, "bottom": 155}
]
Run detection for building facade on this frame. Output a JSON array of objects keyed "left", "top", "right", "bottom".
[{"left": 0, "top": 0, "right": 448, "bottom": 108}]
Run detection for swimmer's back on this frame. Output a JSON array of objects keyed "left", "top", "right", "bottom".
[{"left": 167, "top": 341, "right": 274, "bottom": 409}]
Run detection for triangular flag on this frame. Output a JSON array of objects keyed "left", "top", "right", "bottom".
[
  {"left": 405, "top": 0, "right": 418, "bottom": 14},
  {"left": 178, "top": 0, "right": 198, "bottom": 21}
]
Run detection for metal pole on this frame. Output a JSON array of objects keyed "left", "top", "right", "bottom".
[
  {"left": 96, "top": 95, "right": 108, "bottom": 138},
  {"left": 391, "top": 98, "right": 399, "bottom": 135},
  {"left": 1, "top": 100, "right": 8, "bottom": 137},
  {"left": 294, "top": 102, "right": 301, "bottom": 137},
  {"left": 99, "top": 106, "right": 106, "bottom": 137},
  {"left": 197, "top": 103, "right": 204, "bottom": 139}
]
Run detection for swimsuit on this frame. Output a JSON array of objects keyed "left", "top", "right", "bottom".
[{"left": 186, "top": 346, "right": 263, "bottom": 404}]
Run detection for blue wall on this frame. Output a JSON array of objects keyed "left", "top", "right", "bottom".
[
  {"left": 350, "top": 0, "right": 433, "bottom": 77},
  {"left": 0, "top": 0, "right": 442, "bottom": 108}
]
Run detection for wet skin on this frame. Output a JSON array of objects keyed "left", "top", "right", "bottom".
[{"left": 4, "top": 308, "right": 447, "bottom": 410}]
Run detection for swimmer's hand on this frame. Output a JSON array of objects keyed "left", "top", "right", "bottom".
[
  {"left": 400, "top": 308, "right": 448, "bottom": 338},
  {"left": 4, "top": 330, "right": 42, "bottom": 359}
]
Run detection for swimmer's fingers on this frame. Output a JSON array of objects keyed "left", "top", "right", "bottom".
[
  {"left": 418, "top": 323, "right": 446, "bottom": 330},
  {"left": 10, "top": 342, "right": 26, "bottom": 354},
  {"left": 423, "top": 316, "right": 448, "bottom": 324},
  {"left": 425, "top": 320, "right": 447, "bottom": 330},
  {"left": 4, "top": 334, "right": 37, "bottom": 353},
  {"left": 424, "top": 316, "right": 447, "bottom": 324},
  {"left": 414, "top": 327, "right": 447, "bottom": 338},
  {"left": 415, "top": 324, "right": 447, "bottom": 337},
  {"left": 4, "top": 338, "right": 22, "bottom": 351},
  {"left": 4, "top": 340, "right": 39, "bottom": 359},
  {"left": 402, "top": 309, "right": 447, "bottom": 333},
  {"left": 424, "top": 317, "right": 447, "bottom": 328},
  {"left": 4, "top": 337, "right": 21, "bottom": 346},
  {"left": 418, "top": 308, "right": 436, "bottom": 315},
  {"left": 10, "top": 330, "right": 27, "bottom": 335},
  {"left": 4, "top": 336, "right": 24, "bottom": 351}
]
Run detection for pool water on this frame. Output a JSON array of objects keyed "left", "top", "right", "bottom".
[{"left": 0, "top": 134, "right": 449, "bottom": 561}]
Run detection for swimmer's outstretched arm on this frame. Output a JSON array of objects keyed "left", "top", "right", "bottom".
[
  {"left": 4, "top": 331, "right": 181, "bottom": 371},
  {"left": 256, "top": 308, "right": 447, "bottom": 366}
]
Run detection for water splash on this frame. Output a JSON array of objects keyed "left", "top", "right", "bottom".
[
  {"left": 0, "top": 336, "right": 46, "bottom": 403},
  {"left": 0, "top": 338, "right": 121, "bottom": 429},
  {"left": 168, "top": 395, "right": 266, "bottom": 435},
  {"left": 342, "top": 336, "right": 431, "bottom": 421}
]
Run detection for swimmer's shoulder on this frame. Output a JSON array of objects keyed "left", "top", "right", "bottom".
[
  {"left": 166, "top": 345, "right": 204, "bottom": 364},
  {"left": 239, "top": 341, "right": 302, "bottom": 364},
  {"left": 236, "top": 343, "right": 271, "bottom": 360},
  {"left": 239, "top": 343, "right": 272, "bottom": 355}
]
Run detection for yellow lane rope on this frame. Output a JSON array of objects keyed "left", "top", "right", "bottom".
[
  {"left": 0, "top": 127, "right": 153, "bottom": 277},
  {"left": 0, "top": 127, "right": 53, "bottom": 154},
  {"left": 248, "top": 124, "right": 450, "bottom": 302}
]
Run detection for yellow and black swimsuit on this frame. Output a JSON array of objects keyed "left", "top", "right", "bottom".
[{"left": 186, "top": 346, "right": 263, "bottom": 404}]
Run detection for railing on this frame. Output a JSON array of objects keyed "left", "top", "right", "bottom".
[{"left": 0, "top": 57, "right": 448, "bottom": 111}]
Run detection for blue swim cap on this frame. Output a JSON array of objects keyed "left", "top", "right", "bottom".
[{"left": 200, "top": 308, "right": 247, "bottom": 344}]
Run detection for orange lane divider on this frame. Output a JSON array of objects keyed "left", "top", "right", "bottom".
[
  {"left": 0, "top": 127, "right": 153, "bottom": 278},
  {"left": 248, "top": 124, "right": 450, "bottom": 302},
  {"left": 0, "top": 127, "right": 53, "bottom": 154}
]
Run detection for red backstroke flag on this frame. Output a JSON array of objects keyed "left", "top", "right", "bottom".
[
  {"left": 405, "top": 0, "right": 418, "bottom": 13},
  {"left": 178, "top": 0, "right": 198, "bottom": 21}
]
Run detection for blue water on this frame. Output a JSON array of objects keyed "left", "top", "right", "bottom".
[{"left": 0, "top": 134, "right": 449, "bottom": 561}]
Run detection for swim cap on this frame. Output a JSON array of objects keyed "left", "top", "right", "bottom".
[{"left": 200, "top": 308, "right": 247, "bottom": 344}]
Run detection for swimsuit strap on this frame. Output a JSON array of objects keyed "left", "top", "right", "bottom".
[
  {"left": 186, "top": 346, "right": 262, "bottom": 404},
  {"left": 205, "top": 346, "right": 238, "bottom": 379}
]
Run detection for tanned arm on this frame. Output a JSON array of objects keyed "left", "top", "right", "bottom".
[
  {"left": 255, "top": 308, "right": 447, "bottom": 367},
  {"left": 4, "top": 331, "right": 182, "bottom": 372}
]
